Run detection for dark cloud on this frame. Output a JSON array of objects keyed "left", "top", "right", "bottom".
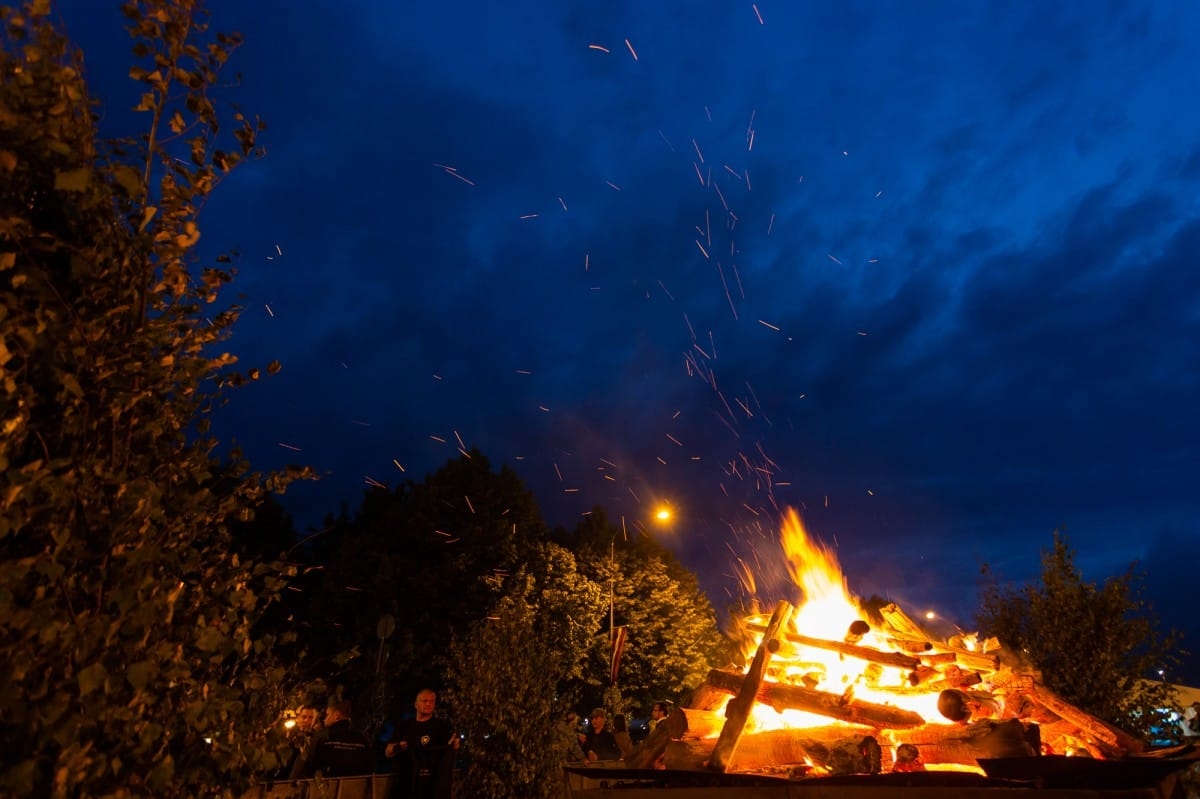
[{"left": 54, "top": 0, "right": 1200, "bottom": 677}]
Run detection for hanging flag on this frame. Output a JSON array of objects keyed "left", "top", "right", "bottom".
[{"left": 609, "top": 625, "right": 628, "bottom": 685}]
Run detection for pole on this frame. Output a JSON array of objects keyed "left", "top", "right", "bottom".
[{"left": 609, "top": 536, "right": 615, "bottom": 643}]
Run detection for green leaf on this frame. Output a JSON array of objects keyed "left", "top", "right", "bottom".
[
  {"left": 112, "top": 164, "right": 142, "bottom": 197},
  {"left": 195, "top": 626, "right": 227, "bottom": 653},
  {"left": 137, "top": 205, "right": 157, "bottom": 232},
  {"left": 54, "top": 167, "right": 90, "bottom": 192},
  {"left": 60, "top": 372, "right": 84, "bottom": 398},
  {"left": 78, "top": 662, "right": 107, "bottom": 696},
  {"left": 127, "top": 660, "right": 154, "bottom": 689}
]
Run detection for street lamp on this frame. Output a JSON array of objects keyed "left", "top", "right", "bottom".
[{"left": 608, "top": 503, "right": 677, "bottom": 685}]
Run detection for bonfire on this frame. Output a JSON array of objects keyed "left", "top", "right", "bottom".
[{"left": 627, "top": 509, "right": 1147, "bottom": 776}]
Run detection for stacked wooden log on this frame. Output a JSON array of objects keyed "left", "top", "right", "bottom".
[{"left": 631, "top": 600, "right": 1147, "bottom": 776}]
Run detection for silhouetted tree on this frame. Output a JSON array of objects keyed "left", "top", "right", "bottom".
[
  {"left": 0, "top": 2, "right": 311, "bottom": 795},
  {"left": 313, "top": 451, "right": 553, "bottom": 725},
  {"left": 977, "top": 530, "right": 1180, "bottom": 740}
]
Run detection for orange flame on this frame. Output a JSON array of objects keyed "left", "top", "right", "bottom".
[
  {"left": 736, "top": 508, "right": 951, "bottom": 734},
  {"left": 780, "top": 508, "right": 857, "bottom": 641}
]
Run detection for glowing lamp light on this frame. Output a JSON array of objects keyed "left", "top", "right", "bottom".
[
  {"left": 655, "top": 507, "right": 672, "bottom": 523},
  {"left": 925, "top": 611, "right": 937, "bottom": 620}
]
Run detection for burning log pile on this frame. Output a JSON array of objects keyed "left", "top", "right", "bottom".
[
  {"left": 605, "top": 513, "right": 1200, "bottom": 797},
  {"left": 627, "top": 511, "right": 1153, "bottom": 779},
  {"left": 624, "top": 503, "right": 1176, "bottom": 777}
]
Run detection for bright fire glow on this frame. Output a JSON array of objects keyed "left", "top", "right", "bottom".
[
  {"left": 696, "top": 508, "right": 1109, "bottom": 775},
  {"left": 780, "top": 508, "right": 854, "bottom": 640},
  {"left": 734, "top": 509, "right": 951, "bottom": 735}
]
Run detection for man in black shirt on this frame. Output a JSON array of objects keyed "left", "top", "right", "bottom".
[
  {"left": 581, "top": 708, "right": 622, "bottom": 762},
  {"left": 291, "top": 699, "right": 372, "bottom": 779},
  {"left": 386, "top": 689, "right": 458, "bottom": 799}
]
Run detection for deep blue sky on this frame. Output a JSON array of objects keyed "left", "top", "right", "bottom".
[{"left": 59, "top": 2, "right": 1200, "bottom": 681}]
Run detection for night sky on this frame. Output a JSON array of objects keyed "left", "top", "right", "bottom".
[{"left": 57, "top": 2, "right": 1200, "bottom": 682}]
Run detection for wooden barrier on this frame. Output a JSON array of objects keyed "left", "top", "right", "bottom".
[{"left": 241, "top": 774, "right": 392, "bottom": 799}]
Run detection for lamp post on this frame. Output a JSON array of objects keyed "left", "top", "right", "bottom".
[
  {"left": 609, "top": 533, "right": 615, "bottom": 645},
  {"left": 608, "top": 504, "right": 676, "bottom": 681}
]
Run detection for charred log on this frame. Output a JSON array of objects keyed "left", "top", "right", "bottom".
[
  {"left": 845, "top": 620, "right": 871, "bottom": 644},
  {"left": 883, "top": 719, "right": 1037, "bottom": 768}
]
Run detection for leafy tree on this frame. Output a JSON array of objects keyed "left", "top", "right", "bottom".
[
  {"left": 444, "top": 543, "right": 606, "bottom": 799},
  {"left": 565, "top": 508, "right": 731, "bottom": 714},
  {"left": 977, "top": 531, "right": 1180, "bottom": 740},
  {"left": 1, "top": 2, "right": 309, "bottom": 795},
  {"left": 312, "top": 451, "right": 553, "bottom": 725}
]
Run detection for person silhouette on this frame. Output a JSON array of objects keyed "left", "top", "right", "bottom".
[{"left": 386, "top": 689, "right": 458, "bottom": 799}]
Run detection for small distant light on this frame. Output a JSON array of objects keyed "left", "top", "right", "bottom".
[
  {"left": 284, "top": 720, "right": 296, "bottom": 729},
  {"left": 655, "top": 508, "right": 671, "bottom": 522},
  {"left": 203, "top": 737, "right": 213, "bottom": 745},
  {"left": 924, "top": 611, "right": 937, "bottom": 620}
]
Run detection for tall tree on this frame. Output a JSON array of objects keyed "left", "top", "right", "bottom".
[
  {"left": 977, "top": 531, "right": 1180, "bottom": 740},
  {"left": 444, "top": 543, "right": 606, "bottom": 799},
  {"left": 1, "top": 2, "right": 309, "bottom": 795},
  {"left": 312, "top": 451, "right": 553, "bottom": 724},
  {"left": 565, "top": 508, "right": 731, "bottom": 714}
]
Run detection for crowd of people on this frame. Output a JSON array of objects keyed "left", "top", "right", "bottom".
[
  {"left": 282, "top": 690, "right": 672, "bottom": 796},
  {"left": 283, "top": 689, "right": 459, "bottom": 799},
  {"left": 559, "top": 701, "right": 674, "bottom": 766}
]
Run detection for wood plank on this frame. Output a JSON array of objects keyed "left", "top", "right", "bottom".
[{"left": 708, "top": 600, "right": 793, "bottom": 772}]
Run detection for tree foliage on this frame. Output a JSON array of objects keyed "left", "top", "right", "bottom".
[
  {"left": 565, "top": 508, "right": 731, "bottom": 714},
  {"left": 1, "top": 1, "right": 309, "bottom": 794},
  {"left": 443, "top": 544, "right": 605, "bottom": 799},
  {"left": 976, "top": 531, "right": 1180, "bottom": 740},
  {"left": 300, "top": 463, "right": 729, "bottom": 796},
  {"left": 309, "top": 451, "right": 553, "bottom": 725}
]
